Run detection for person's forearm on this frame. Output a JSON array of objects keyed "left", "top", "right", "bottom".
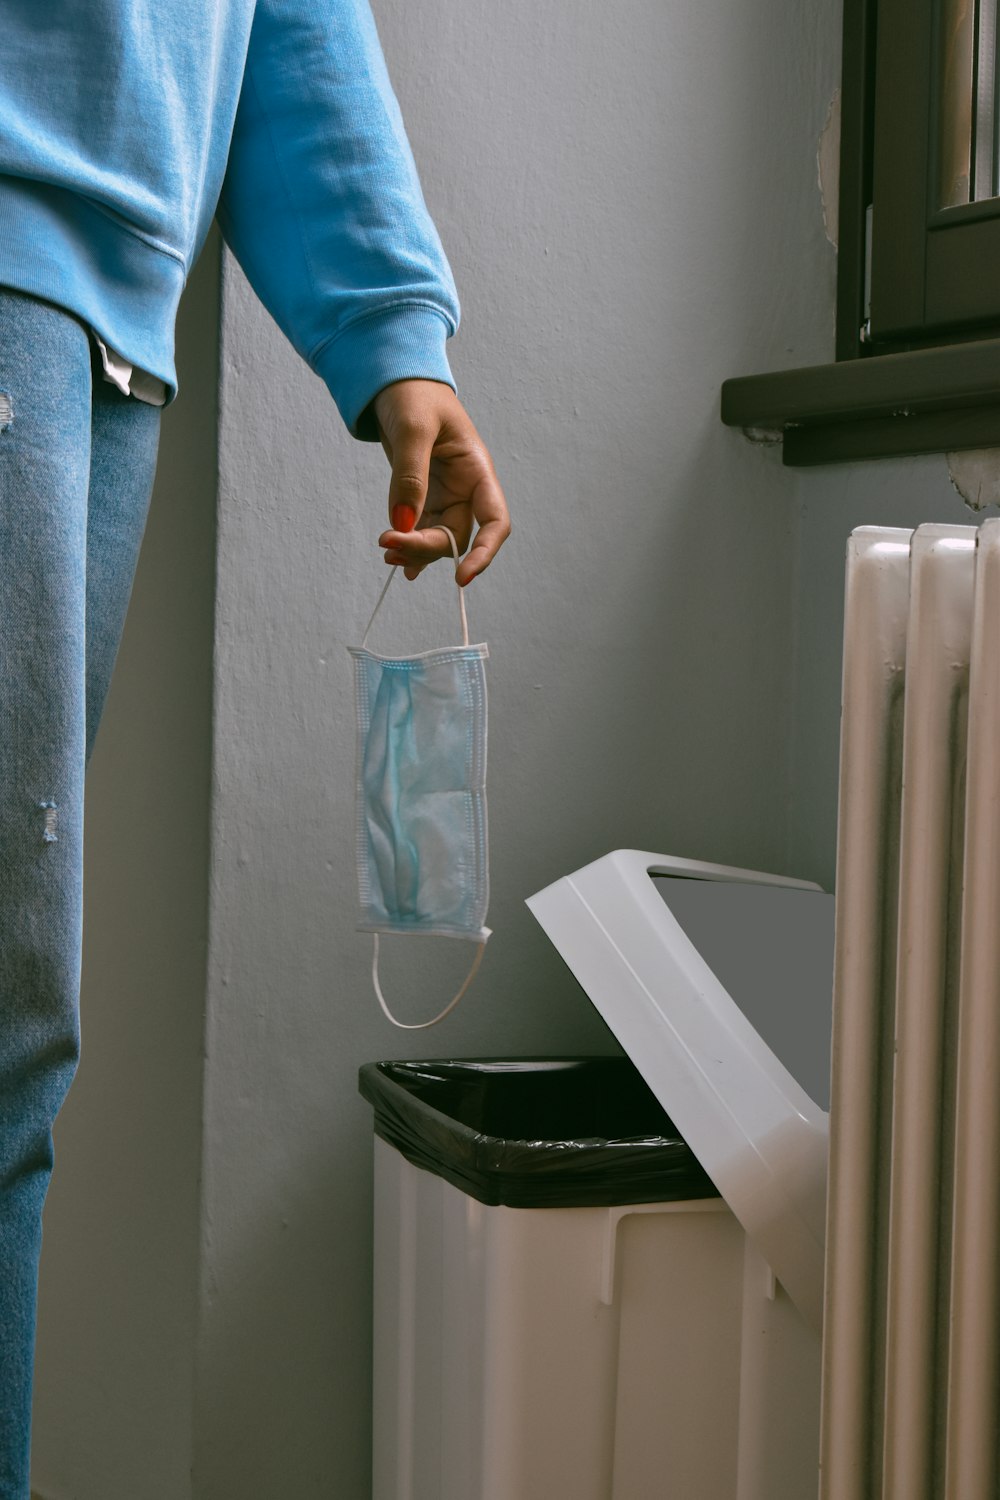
[{"left": 216, "top": 0, "right": 460, "bottom": 437}]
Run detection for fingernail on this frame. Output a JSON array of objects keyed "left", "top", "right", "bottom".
[{"left": 391, "top": 504, "right": 417, "bottom": 532}]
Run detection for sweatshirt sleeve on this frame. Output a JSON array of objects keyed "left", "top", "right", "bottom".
[{"left": 216, "top": 0, "right": 460, "bottom": 439}]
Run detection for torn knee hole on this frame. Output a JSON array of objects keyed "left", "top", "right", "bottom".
[{"left": 38, "top": 800, "right": 58, "bottom": 842}]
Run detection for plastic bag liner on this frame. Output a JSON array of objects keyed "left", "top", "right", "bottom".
[{"left": 357, "top": 1056, "right": 720, "bottom": 1209}]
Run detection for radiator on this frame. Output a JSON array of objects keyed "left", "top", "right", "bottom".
[{"left": 820, "top": 522, "right": 1000, "bottom": 1500}]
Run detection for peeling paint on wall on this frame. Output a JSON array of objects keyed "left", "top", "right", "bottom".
[
  {"left": 742, "top": 425, "right": 783, "bottom": 446},
  {"left": 818, "top": 90, "right": 841, "bottom": 250},
  {"left": 947, "top": 448, "right": 1000, "bottom": 510}
]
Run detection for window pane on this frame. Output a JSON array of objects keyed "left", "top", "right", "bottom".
[
  {"left": 974, "top": 0, "right": 1000, "bottom": 195},
  {"left": 940, "top": 0, "right": 1000, "bottom": 205},
  {"left": 940, "top": 0, "right": 975, "bottom": 205}
]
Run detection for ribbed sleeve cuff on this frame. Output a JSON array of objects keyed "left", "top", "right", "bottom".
[{"left": 312, "top": 303, "right": 457, "bottom": 441}]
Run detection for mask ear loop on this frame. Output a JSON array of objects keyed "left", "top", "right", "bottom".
[
  {"left": 372, "top": 933, "right": 487, "bottom": 1029},
  {"left": 361, "top": 525, "right": 469, "bottom": 649},
  {"left": 363, "top": 524, "right": 484, "bottom": 1027}
]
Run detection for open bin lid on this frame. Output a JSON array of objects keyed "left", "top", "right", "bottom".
[{"left": 526, "top": 849, "right": 833, "bottom": 1335}]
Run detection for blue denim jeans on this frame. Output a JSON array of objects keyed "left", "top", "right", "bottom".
[{"left": 0, "top": 288, "right": 160, "bottom": 1499}]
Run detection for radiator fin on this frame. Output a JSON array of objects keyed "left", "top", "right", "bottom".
[{"left": 820, "top": 522, "right": 1000, "bottom": 1500}]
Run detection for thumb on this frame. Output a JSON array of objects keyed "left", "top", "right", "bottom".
[{"left": 386, "top": 424, "right": 433, "bottom": 533}]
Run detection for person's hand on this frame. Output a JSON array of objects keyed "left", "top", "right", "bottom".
[{"left": 373, "top": 379, "right": 510, "bottom": 586}]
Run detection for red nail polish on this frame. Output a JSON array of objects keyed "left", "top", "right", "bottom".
[{"left": 391, "top": 504, "right": 417, "bottom": 532}]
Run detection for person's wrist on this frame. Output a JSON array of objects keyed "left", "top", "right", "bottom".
[{"left": 373, "top": 376, "right": 454, "bottom": 426}]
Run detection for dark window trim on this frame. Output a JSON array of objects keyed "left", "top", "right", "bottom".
[
  {"left": 835, "top": 0, "right": 877, "bottom": 361},
  {"left": 721, "top": 336, "right": 1000, "bottom": 465},
  {"left": 721, "top": 0, "right": 1000, "bottom": 466},
  {"left": 872, "top": 0, "right": 1000, "bottom": 341}
]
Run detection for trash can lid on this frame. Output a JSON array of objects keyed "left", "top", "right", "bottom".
[{"left": 526, "top": 849, "right": 833, "bottom": 1335}]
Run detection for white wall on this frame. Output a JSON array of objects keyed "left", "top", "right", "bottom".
[{"left": 193, "top": 1, "right": 839, "bottom": 1495}]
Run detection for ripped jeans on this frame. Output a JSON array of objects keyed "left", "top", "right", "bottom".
[{"left": 0, "top": 288, "right": 160, "bottom": 1499}]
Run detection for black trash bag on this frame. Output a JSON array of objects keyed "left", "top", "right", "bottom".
[{"left": 358, "top": 1056, "right": 720, "bottom": 1209}]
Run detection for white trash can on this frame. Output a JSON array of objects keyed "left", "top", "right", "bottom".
[{"left": 361, "top": 850, "right": 835, "bottom": 1500}]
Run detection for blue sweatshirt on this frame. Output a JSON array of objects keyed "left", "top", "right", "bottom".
[{"left": 0, "top": 0, "right": 460, "bottom": 436}]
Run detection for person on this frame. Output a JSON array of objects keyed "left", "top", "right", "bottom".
[{"left": 0, "top": 2, "right": 510, "bottom": 1494}]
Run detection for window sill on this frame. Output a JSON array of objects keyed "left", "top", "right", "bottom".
[{"left": 720, "top": 339, "right": 1000, "bottom": 465}]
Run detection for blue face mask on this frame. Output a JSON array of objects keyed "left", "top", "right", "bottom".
[{"left": 349, "top": 528, "right": 490, "bottom": 1028}]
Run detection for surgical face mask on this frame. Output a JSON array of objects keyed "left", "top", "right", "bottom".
[{"left": 349, "top": 527, "right": 490, "bottom": 1028}]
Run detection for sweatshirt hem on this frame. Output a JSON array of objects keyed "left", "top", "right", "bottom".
[{"left": 0, "top": 176, "right": 185, "bottom": 400}]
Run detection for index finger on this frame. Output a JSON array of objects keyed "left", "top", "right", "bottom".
[{"left": 376, "top": 525, "right": 457, "bottom": 562}]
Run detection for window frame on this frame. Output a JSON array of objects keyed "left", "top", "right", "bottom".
[
  {"left": 835, "top": 0, "right": 878, "bottom": 361},
  {"left": 868, "top": 0, "right": 1000, "bottom": 346},
  {"left": 721, "top": 0, "right": 1000, "bottom": 466}
]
